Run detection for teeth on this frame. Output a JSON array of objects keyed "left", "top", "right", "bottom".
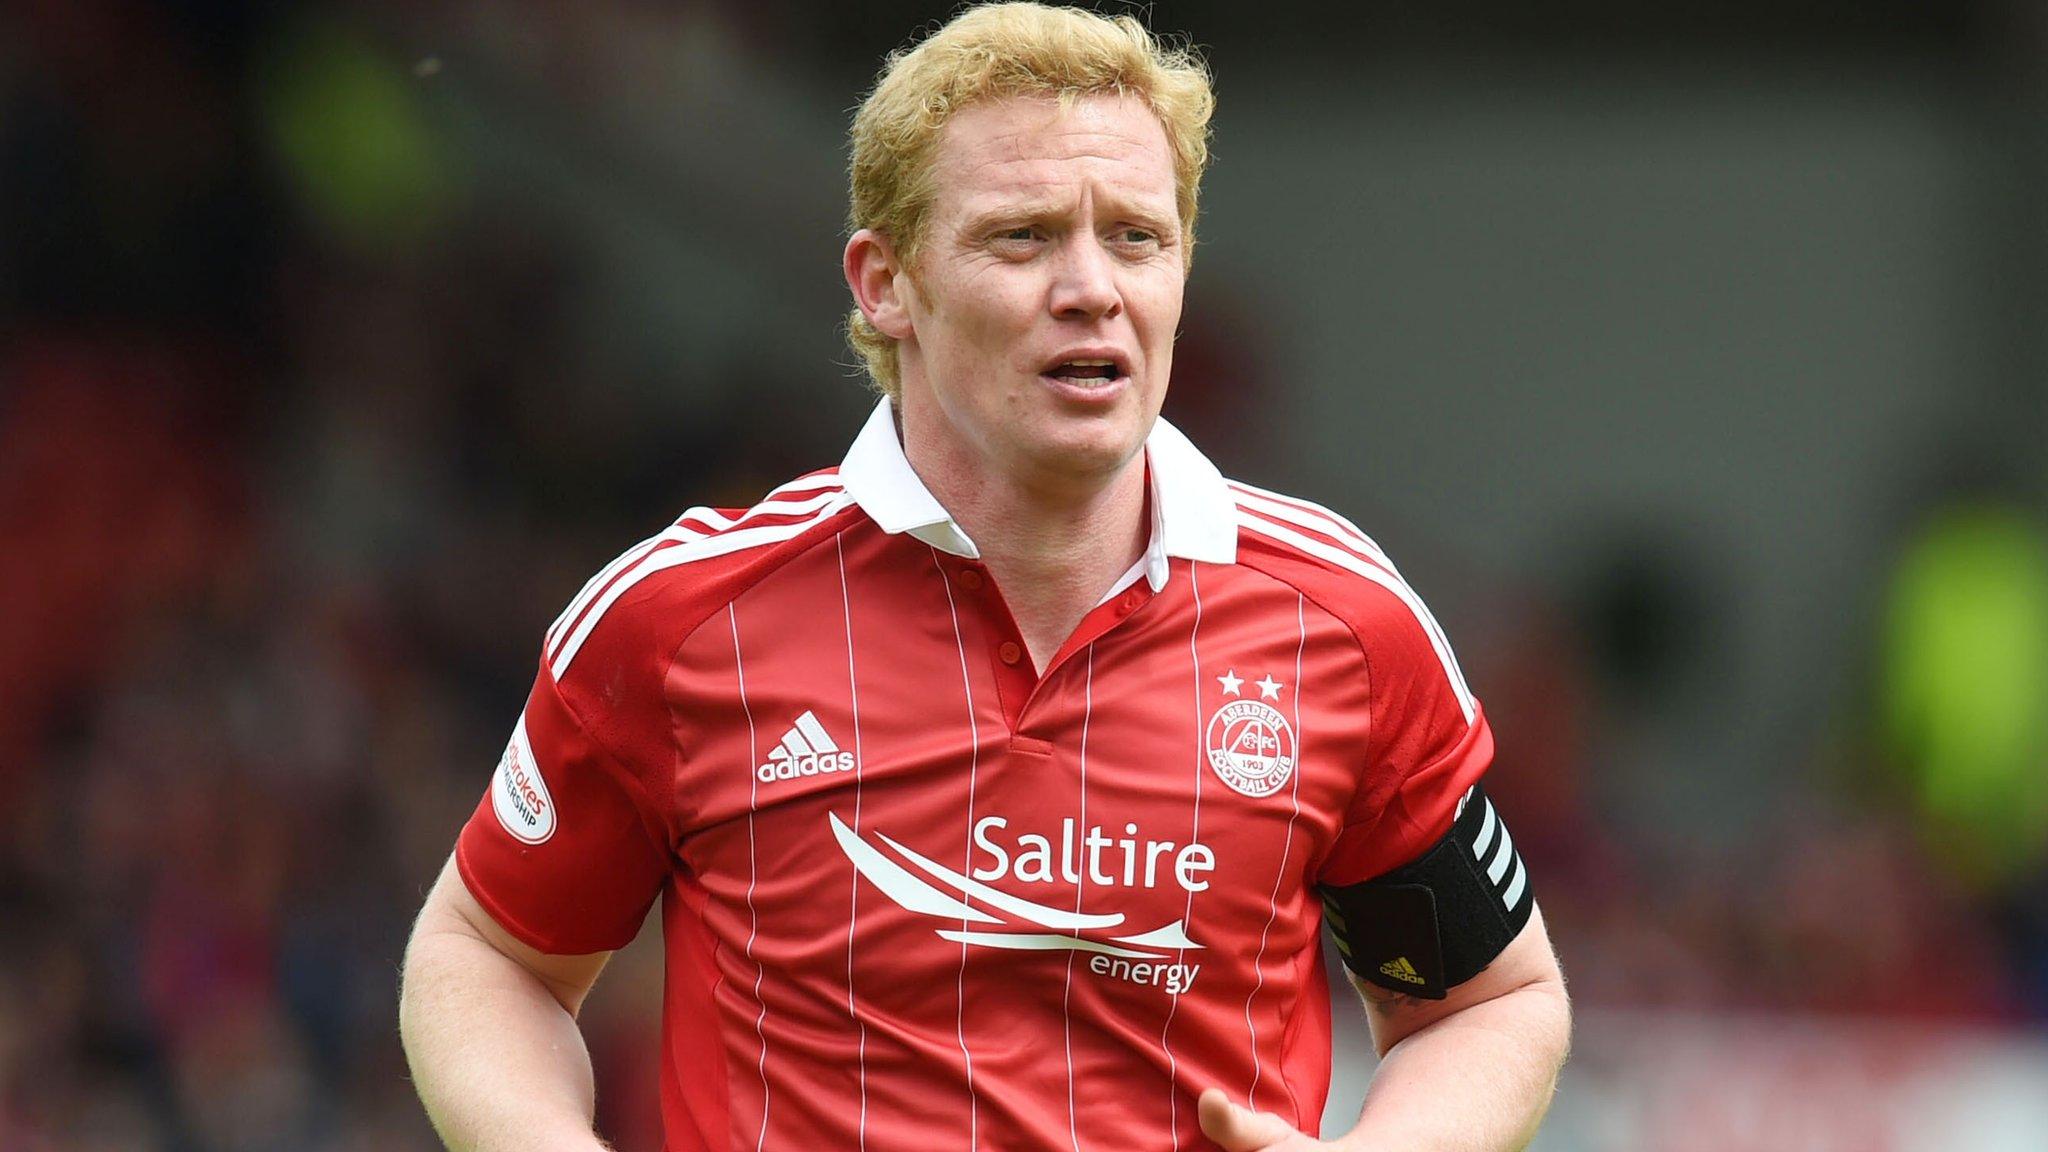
[{"left": 1045, "top": 357, "right": 1122, "bottom": 387}]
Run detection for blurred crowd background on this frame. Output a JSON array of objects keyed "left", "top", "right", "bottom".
[{"left": 4, "top": 1, "right": 2047, "bottom": 1149}]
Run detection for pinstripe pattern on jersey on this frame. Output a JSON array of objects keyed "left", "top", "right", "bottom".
[
  {"left": 931, "top": 545, "right": 982, "bottom": 1148},
  {"left": 834, "top": 533, "right": 872, "bottom": 1150},
  {"left": 726, "top": 605, "right": 774, "bottom": 1152},
  {"left": 1242, "top": 593, "right": 1309, "bottom": 1121},
  {"left": 1062, "top": 644, "right": 1095, "bottom": 1152},
  {"left": 1160, "top": 560, "right": 1208, "bottom": 1147}
]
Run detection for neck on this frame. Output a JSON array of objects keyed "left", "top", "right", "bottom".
[
  {"left": 938, "top": 457, "right": 1149, "bottom": 590},
  {"left": 896, "top": 403, "right": 1150, "bottom": 667}
]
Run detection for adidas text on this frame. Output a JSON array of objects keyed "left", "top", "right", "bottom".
[
  {"left": 757, "top": 749, "right": 854, "bottom": 782},
  {"left": 758, "top": 710, "right": 855, "bottom": 783},
  {"left": 1379, "top": 956, "right": 1426, "bottom": 985}
]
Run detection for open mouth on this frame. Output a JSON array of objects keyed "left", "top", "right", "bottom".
[{"left": 1041, "top": 358, "right": 1129, "bottom": 389}]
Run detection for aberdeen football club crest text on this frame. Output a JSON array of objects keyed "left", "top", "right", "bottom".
[{"left": 1206, "top": 669, "right": 1296, "bottom": 798}]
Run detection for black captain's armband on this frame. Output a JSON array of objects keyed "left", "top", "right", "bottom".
[{"left": 1320, "top": 784, "right": 1533, "bottom": 1000}]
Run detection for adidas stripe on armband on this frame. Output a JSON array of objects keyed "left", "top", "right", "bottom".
[{"left": 1320, "top": 784, "right": 1533, "bottom": 999}]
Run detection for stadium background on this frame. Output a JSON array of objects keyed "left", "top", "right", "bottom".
[{"left": 4, "top": 0, "right": 2047, "bottom": 1148}]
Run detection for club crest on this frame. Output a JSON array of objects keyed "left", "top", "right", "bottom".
[{"left": 1205, "top": 670, "right": 1296, "bottom": 798}]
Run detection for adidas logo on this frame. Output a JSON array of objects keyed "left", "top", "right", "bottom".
[
  {"left": 756, "top": 711, "right": 856, "bottom": 783},
  {"left": 1378, "top": 956, "right": 1426, "bottom": 986}
]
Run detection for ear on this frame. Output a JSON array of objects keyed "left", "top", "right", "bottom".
[{"left": 844, "top": 229, "right": 916, "bottom": 341}]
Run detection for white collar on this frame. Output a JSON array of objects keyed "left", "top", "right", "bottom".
[{"left": 837, "top": 398, "right": 1238, "bottom": 591}]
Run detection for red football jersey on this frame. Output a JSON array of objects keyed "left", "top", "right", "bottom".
[{"left": 457, "top": 402, "right": 1494, "bottom": 1151}]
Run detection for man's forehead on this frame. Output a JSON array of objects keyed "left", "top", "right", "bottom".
[{"left": 930, "top": 94, "right": 1174, "bottom": 201}]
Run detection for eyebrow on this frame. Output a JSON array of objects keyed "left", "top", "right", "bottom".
[
  {"left": 958, "top": 200, "right": 1065, "bottom": 235},
  {"left": 957, "top": 198, "right": 1179, "bottom": 238}
]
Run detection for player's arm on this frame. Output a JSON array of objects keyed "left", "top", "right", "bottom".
[
  {"left": 1202, "top": 785, "right": 1570, "bottom": 1152},
  {"left": 399, "top": 853, "right": 615, "bottom": 1152},
  {"left": 1199, "top": 908, "right": 1566, "bottom": 1152},
  {"left": 1340, "top": 903, "right": 1568, "bottom": 1150}
]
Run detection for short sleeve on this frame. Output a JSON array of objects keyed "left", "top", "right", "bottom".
[
  {"left": 1317, "top": 580, "right": 1495, "bottom": 888},
  {"left": 455, "top": 660, "right": 671, "bottom": 954}
]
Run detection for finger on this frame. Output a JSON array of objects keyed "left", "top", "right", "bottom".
[{"left": 1197, "top": 1088, "right": 1300, "bottom": 1150}]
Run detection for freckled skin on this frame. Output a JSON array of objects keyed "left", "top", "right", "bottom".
[{"left": 897, "top": 94, "right": 1186, "bottom": 498}]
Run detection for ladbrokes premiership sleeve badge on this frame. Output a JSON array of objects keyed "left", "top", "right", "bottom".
[{"left": 491, "top": 717, "right": 558, "bottom": 845}]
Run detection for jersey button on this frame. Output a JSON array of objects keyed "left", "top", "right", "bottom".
[
  {"left": 998, "top": 641, "right": 1022, "bottom": 665},
  {"left": 958, "top": 569, "right": 984, "bottom": 591}
]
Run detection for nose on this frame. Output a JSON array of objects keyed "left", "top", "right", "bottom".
[{"left": 1047, "top": 234, "right": 1122, "bottom": 322}]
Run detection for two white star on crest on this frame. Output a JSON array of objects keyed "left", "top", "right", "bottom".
[{"left": 1218, "top": 669, "right": 1284, "bottom": 701}]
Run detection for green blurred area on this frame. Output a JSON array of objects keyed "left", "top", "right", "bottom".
[
  {"left": 259, "top": 22, "right": 461, "bottom": 250},
  {"left": 1882, "top": 504, "right": 2048, "bottom": 887}
]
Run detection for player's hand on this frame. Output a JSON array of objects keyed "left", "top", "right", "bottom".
[{"left": 1197, "top": 1088, "right": 1339, "bottom": 1151}]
